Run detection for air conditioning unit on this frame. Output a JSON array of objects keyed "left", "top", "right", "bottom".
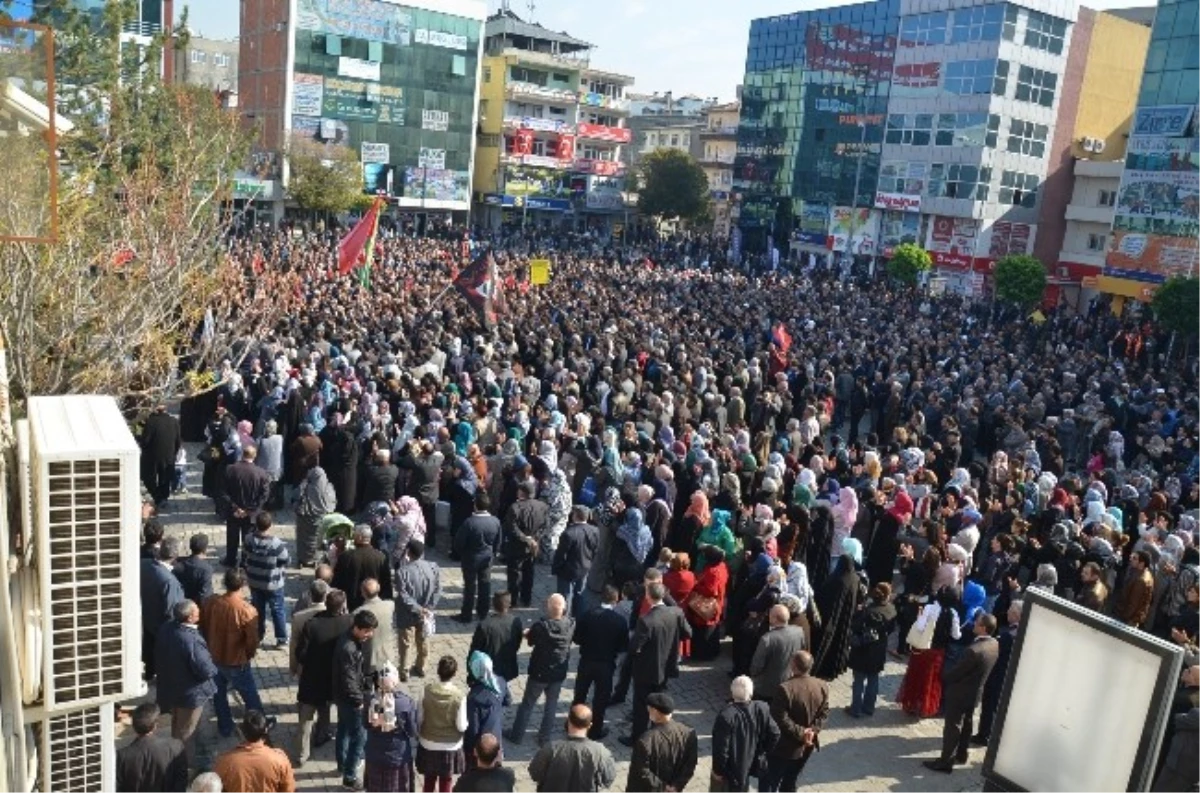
[
  {"left": 24, "top": 396, "right": 143, "bottom": 712},
  {"left": 34, "top": 702, "right": 115, "bottom": 792},
  {"left": 1092, "top": 138, "right": 1106, "bottom": 153}
]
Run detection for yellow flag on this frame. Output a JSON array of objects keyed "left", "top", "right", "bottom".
[{"left": 530, "top": 259, "right": 551, "bottom": 285}]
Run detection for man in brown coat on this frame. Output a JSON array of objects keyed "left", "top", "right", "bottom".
[
  {"left": 1116, "top": 551, "right": 1155, "bottom": 628},
  {"left": 763, "top": 650, "right": 828, "bottom": 792},
  {"left": 200, "top": 568, "right": 270, "bottom": 739},
  {"left": 925, "top": 614, "right": 1000, "bottom": 773}
]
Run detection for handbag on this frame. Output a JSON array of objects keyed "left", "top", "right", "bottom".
[
  {"left": 906, "top": 605, "right": 937, "bottom": 651},
  {"left": 198, "top": 445, "right": 222, "bottom": 465},
  {"left": 686, "top": 591, "right": 719, "bottom": 622}
]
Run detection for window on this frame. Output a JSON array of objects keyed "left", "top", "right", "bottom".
[
  {"left": 1025, "top": 10, "right": 1067, "bottom": 54},
  {"left": 670, "top": 134, "right": 679, "bottom": 146},
  {"left": 190, "top": 49, "right": 206, "bottom": 64},
  {"left": 878, "top": 161, "right": 928, "bottom": 194},
  {"left": 552, "top": 72, "right": 569, "bottom": 82},
  {"left": 935, "top": 113, "right": 1000, "bottom": 147},
  {"left": 510, "top": 67, "right": 546, "bottom": 86},
  {"left": 368, "top": 40, "right": 383, "bottom": 63},
  {"left": 1015, "top": 66, "right": 1057, "bottom": 107},
  {"left": 946, "top": 59, "right": 1000, "bottom": 95},
  {"left": 1002, "top": 5, "right": 1019, "bottom": 40},
  {"left": 900, "top": 11, "right": 948, "bottom": 46},
  {"left": 994, "top": 60, "right": 1010, "bottom": 95},
  {"left": 646, "top": 133, "right": 658, "bottom": 147},
  {"left": 885, "top": 113, "right": 934, "bottom": 145},
  {"left": 451, "top": 55, "right": 467, "bottom": 77},
  {"left": 531, "top": 139, "right": 547, "bottom": 156},
  {"left": 325, "top": 35, "right": 341, "bottom": 56},
  {"left": 1098, "top": 189, "right": 1116, "bottom": 207},
  {"left": 483, "top": 66, "right": 491, "bottom": 83},
  {"left": 999, "top": 170, "right": 1039, "bottom": 207},
  {"left": 1006, "top": 119, "right": 1049, "bottom": 157},
  {"left": 928, "top": 163, "right": 992, "bottom": 200},
  {"left": 478, "top": 99, "right": 489, "bottom": 119},
  {"left": 951, "top": 5, "right": 1004, "bottom": 43},
  {"left": 1087, "top": 233, "right": 1107, "bottom": 251},
  {"left": 479, "top": 133, "right": 500, "bottom": 148}
]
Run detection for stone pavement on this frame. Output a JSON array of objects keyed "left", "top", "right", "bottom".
[{"left": 127, "top": 453, "right": 986, "bottom": 792}]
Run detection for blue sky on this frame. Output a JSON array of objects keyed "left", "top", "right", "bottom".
[{"left": 181, "top": 0, "right": 1156, "bottom": 102}]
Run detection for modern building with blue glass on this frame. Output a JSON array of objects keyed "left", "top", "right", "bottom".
[{"left": 737, "top": 0, "right": 1082, "bottom": 297}]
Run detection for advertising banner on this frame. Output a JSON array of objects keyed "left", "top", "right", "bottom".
[
  {"left": 1106, "top": 230, "right": 1200, "bottom": 281},
  {"left": 363, "top": 162, "right": 389, "bottom": 193},
  {"left": 403, "top": 167, "right": 469, "bottom": 203},
  {"left": 297, "top": 0, "right": 412, "bottom": 45},
  {"left": 929, "top": 215, "right": 978, "bottom": 256},
  {"left": 874, "top": 191, "right": 921, "bottom": 212},
  {"left": 338, "top": 56, "right": 380, "bottom": 81},
  {"left": 1126, "top": 135, "right": 1199, "bottom": 172},
  {"left": 880, "top": 210, "right": 920, "bottom": 256},
  {"left": 1132, "top": 105, "right": 1196, "bottom": 138},
  {"left": 293, "top": 73, "right": 324, "bottom": 117},
  {"left": 805, "top": 21, "right": 895, "bottom": 83},
  {"left": 322, "top": 77, "right": 404, "bottom": 124},
  {"left": 829, "top": 207, "right": 879, "bottom": 254},
  {"left": 292, "top": 115, "right": 348, "bottom": 144},
  {"left": 795, "top": 202, "right": 829, "bottom": 246},
  {"left": 360, "top": 141, "right": 390, "bottom": 164},
  {"left": 418, "top": 147, "right": 446, "bottom": 170},
  {"left": 988, "top": 221, "right": 1033, "bottom": 258},
  {"left": 504, "top": 166, "right": 569, "bottom": 198},
  {"left": 421, "top": 109, "right": 450, "bottom": 131},
  {"left": 1114, "top": 170, "right": 1199, "bottom": 224},
  {"left": 414, "top": 29, "right": 467, "bottom": 49},
  {"left": 576, "top": 122, "right": 632, "bottom": 143}
]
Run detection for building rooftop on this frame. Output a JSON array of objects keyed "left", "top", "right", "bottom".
[
  {"left": 1102, "top": 5, "right": 1155, "bottom": 26},
  {"left": 484, "top": 10, "right": 592, "bottom": 53}
]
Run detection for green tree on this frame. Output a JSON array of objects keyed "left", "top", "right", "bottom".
[
  {"left": 287, "top": 138, "right": 364, "bottom": 216},
  {"left": 0, "top": 0, "right": 266, "bottom": 408},
  {"left": 887, "top": 243, "right": 932, "bottom": 286},
  {"left": 635, "top": 148, "right": 711, "bottom": 224},
  {"left": 1151, "top": 275, "right": 1200, "bottom": 349},
  {"left": 994, "top": 254, "right": 1047, "bottom": 309}
]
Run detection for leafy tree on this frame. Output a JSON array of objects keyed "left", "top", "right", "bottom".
[
  {"left": 0, "top": 0, "right": 270, "bottom": 408},
  {"left": 994, "top": 254, "right": 1047, "bottom": 309},
  {"left": 887, "top": 243, "right": 932, "bottom": 286},
  {"left": 635, "top": 148, "right": 711, "bottom": 224},
  {"left": 1151, "top": 275, "right": 1200, "bottom": 339},
  {"left": 287, "top": 138, "right": 364, "bottom": 215}
]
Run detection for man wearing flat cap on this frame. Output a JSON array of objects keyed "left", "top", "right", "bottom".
[{"left": 626, "top": 692, "right": 698, "bottom": 793}]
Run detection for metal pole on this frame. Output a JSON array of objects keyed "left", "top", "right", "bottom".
[{"left": 844, "top": 120, "right": 866, "bottom": 281}]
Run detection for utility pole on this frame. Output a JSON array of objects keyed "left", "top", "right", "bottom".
[{"left": 843, "top": 119, "right": 867, "bottom": 281}]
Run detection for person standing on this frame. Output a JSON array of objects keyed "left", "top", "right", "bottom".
[
  {"left": 289, "top": 580, "right": 329, "bottom": 678},
  {"left": 200, "top": 568, "right": 271, "bottom": 739},
  {"left": 295, "top": 464, "right": 337, "bottom": 568},
  {"left": 242, "top": 512, "right": 290, "bottom": 647},
  {"left": 553, "top": 506, "right": 599, "bottom": 618},
  {"left": 397, "top": 441, "right": 442, "bottom": 549},
  {"left": 973, "top": 602, "right": 1021, "bottom": 747},
  {"left": 334, "top": 610, "right": 379, "bottom": 790},
  {"left": 140, "top": 403, "right": 182, "bottom": 507},
  {"left": 454, "top": 491, "right": 503, "bottom": 624},
  {"left": 845, "top": 583, "right": 897, "bottom": 718},
  {"left": 621, "top": 582, "right": 690, "bottom": 746},
  {"left": 363, "top": 663, "right": 419, "bottom": 793},
  {"left": 452, "top": 734, "right": 515, "bottom": 793},
  {"left": 116, "top": 704, "right": 188, "bottom": 793},
  {"left": 465, "top": 652, "right": 511, "bottom": 760},
  {"left": 356, "top": 578, "right": 397, "bottom": 672},
  {"left": 711, "top": 677, "right": 780, "bottom": 793},
  {"left": 1075, "top": 562, "right": 1110, "bottom": 614},
  {"left": 626, "top": 692, "right": 698, "bottom": 793},
  {"left": 294, "top": 590, "right": 352, "bottom": 768},
  {"left": 155, "top": 600, "right": 218, "bottom": 773},
  {"left": 334, "top": 525, "right": 394, "bottom": 612},
  {"left": 142, "top": 537, "right": 185, "bottom": 683},
  {"left": 396, "top": 540, "right": 442, "bottom": 681},
  {"left": 469, "top": 592, "right": 524, "bottom": 684},
  {"left": 572, "top": 585, "right": 628, "bottom": 740},
  {"left": 222, "top": 444, "right": 272, "bottom": 567},
  {"left": 762, "top": 651, "right": 828, "bottom": 792},
  {"left": 174, "top": 534, "right": 214, "bottom": 606},
  {"left": 1116, "top": 550, "right": 1155, "bottom": 629},
  {"left": 750, "top": 605, "right": 808, "bottom": 700},
  {"left": 527, "top": 705, "right": 616, "bottom": 793},
  {"left": 212, "top": 711, "right": 295, "bottom": 793},
  {"left": 503, "top": 481, "right": 547, "bottom": 609},
  {"left": 923, "top": 614, "right": 999, "bottom": 774},
  {"left": 505, "top": 594, "right": 575, "bottom": 746},
  {"left": 417, "top": 656, "right": 470, "bottom": 793},
  {"left": 256, "top": 420, "right": 286, "bottom": 511}
]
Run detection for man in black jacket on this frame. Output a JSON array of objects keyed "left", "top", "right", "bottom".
[
  {"left": 621, "top": 582, "right": 690, "bottom": 746},
  {"left": 454, "top": 491, "right": 503, "bottom": 623},
  {"left": 140, "top": 404, "right": 182, "bottom": 507},
  {"left": 470, "top": 591, "right": 524, "bottom": 682},
  {"left": 116, "top": 703, "right": 188, "bottom": 792},
  {"left": 573, "top": 585, "right": 628, "bottom": 740},
  {"left": 626, "top": 692, "right": 698, "bottom": 793},
  {"left": 295, "top": 590, "right": 353, "bottom": 767},
  {"left": 357, "top": 449, "right": 400, "bottom": 510},
  {"left": 398, "top": 440, "right": 442, "bottom": 547},
  {"left": 504, "top": 481, "right": 547, "bottom": 608},
  {"left": 925, "top": 614, "right": 999, "bottom": 773},
  {"left": 172, "top": 533, "right": 213, "bottom": 606},
  {"left": 711, "top": 676, "right": 780, "bottom": 792},
  {"left": 452, "top": 733, "right": 516, "bottom": 792},
  {"left": 332, "top": 609, "right": 378, "bottom": 790},
  {"left": 332, "top": 525, "right": 393, "bottom": 611},
  {"left": 553, "top": 506, "right": 599, "bottom": 618},
  {"left": 505, "top": 594, "right": 575, "bottom": 746},
  {"left": 222, "top": 445, "right": 272, "bottom": 566}
]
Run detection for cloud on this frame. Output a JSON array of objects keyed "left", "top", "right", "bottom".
[{"left": 623, "top": 0, "right": 647, "bottom": 17}]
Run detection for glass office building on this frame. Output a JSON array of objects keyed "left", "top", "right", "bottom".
[
  {"left": 289, "top": 0, "right": 483, "bottom": 209},
  {"left": 735, "top": 0, "right": 900, "bottom": 253},
  {"left": 1138, "top": 0, "right": 1199, "bottom": 107}
]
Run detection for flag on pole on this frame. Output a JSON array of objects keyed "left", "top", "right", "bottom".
[
  {"left": 771, "top": 322, "right": 792, "bottom": 353},
  {"left": 453, "top": 249, "right": 506, "bottom": 325},
  {"left": 337, "top": 197, "right": 384, "bottom": 281}
]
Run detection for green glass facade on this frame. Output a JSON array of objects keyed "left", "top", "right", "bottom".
[
  {"left": 290, "top": 1, "right": 482, "bottom": 206},
  {"left": 1138, "top": 0, "right": 1199, "bottom": 107}
]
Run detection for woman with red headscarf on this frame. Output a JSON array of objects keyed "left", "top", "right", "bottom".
[
  {"left": 864, "top": 489, "right": 914, "bottom": 590},
  {"left": 672, "top": 491, "right": 711, "bottom": 556}
]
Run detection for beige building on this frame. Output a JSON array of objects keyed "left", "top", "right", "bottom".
[
  {"left": 174, "top": 35, "right": 239, "bottom": 92},
  {"left": 698, "top": 101, "right": 739, "bottom": 237}
]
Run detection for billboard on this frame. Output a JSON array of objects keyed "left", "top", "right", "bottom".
[
  {"left": 805, "top": 21, "right": 895, "bottom": 82},
  {"left": 829, "top": 207, "right": 879, "bottom": 254},
  {"left": 988, "top": 221, "right": 1033, "bottom": 258},
  {"left": 929, "top": 215, "right": 978, "bottom": 256},
  {"left": 297, "top": 0, "right": 412, "bottom": 45},
  {"left": 404, "top": 167, "right": 469, "bottom": 203},
  {"left": 796, "top": 202, "right": 829, "bottom": 245},
  {"left": 293, "top": 73, "right": 324, "bottom": 117},
  {"left": 880, "top": 210, "right": 920, "bottom": 256}
]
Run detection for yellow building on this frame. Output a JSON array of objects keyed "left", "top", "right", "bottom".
[
  {"left": 698, "top": 101, "right": 740, "bottom": 237},
  {"left": 472, "top": 10, "right": 633, "bottom": 234}
]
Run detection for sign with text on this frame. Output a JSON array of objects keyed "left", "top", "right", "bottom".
[
  {"left": 529, "top": 258, "right": 551, "bottom": 285},
  {"left": 421, "top": 109, "right": 449, "bottom": 131},
  {"left": 418, "top": 147, "right": 446, "bottom": 170},
  {"left": 297, "top": 0, "right": 412, "bottom": 45},
  {"left": 988, "top": 221, "right": 1033, "bottom": 258},
  {"left": 360, "top": 141, "right": 390, "bottom": 164},
  {"left": 338, "top": 56, "right": 380, "bottom": 81},
  {"left": 576, "top": 122, "right": 632, "bottom": 143},
  {"left": 414, "top": 28, "right": 468, "bottom": 49},
  {"left": 829, "top": 207, "right": 879, "bottom": 254},
  {"left": 874, "top": 191, "right": 920, "bottom": 212},
  {"left": 1132, "top": 105, "right": 1196, "bottom": 138},
  {"left": 929, "top": 215, "right": 978, "bottom": 256},
  {"left": 322, "top": 77, "right": 404, "bottom": 124},
  {"left": 293, "top": 73, "right": 324, "bottom": 117}
]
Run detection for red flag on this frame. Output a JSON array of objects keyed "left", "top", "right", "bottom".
[
  {"left": 251, "top": 252, "right": 264, "bottom": 275},
  {"left": 772, "top": 323, "right": 792, "bottom": 353},
  {"left": 454, "top": 250, "right": 505, "bottom": 325},
  {"left": 337, "top": 199, "right": 382, "bottom": 275}
]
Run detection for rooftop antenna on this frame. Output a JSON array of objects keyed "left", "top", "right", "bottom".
[{"left": 526, "top": 0, "right": 536, "bottom": 20}]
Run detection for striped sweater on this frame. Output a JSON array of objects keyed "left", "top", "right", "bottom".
[{"left": 243, "top": 532, "right": 289, "bottom": 591}]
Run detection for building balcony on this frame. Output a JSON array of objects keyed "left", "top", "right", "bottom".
[
  {"left": 575, "top": 121, "right": 631, "bottom": 144},
  {"left": 505, "top": 81, "right": 578, "bottom": 105},
  {"left": 496, "top": 47, "right": 590, "bottom": 73},
  {"left": 700, "top": 125, "right": 739, "bottom": 138},
  {"left": 1056, "top": 249, "right": 1106, "bottom": 272},
  {"left": 1064, "top": 203, "right": 1115, "bottom": 224},
  {"left": 501, "top": 116, "right": 574, "bottom": 134},
  {"left": 571, "top": 158, "right": 625, "bottom": 176},
  {"left": 578, "top": 92, "right": 631, "bottom": 113},
  {"left": 500, "top": 151, "right": 571, "bottom": 170},
  {"left": 698, "top": 154, "right": 736, "bottom": 167},
  {"left": 1073, "top": 158, "right": 1125, "bottom": 178}
]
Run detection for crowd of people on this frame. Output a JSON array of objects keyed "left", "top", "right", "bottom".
[{"left": 128, "top": 224, "right": 1200, "bottom": 793}]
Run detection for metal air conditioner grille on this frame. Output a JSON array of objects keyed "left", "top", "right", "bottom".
[
  {"left": 44, "top": 458, "right": 126, "bottom": 707},
  {"left": 42, "top": 707, "right": 105, "bottom": 792}
]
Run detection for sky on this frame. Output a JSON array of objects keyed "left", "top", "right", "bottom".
[{"left": 181, "top": 0, "right": 1157, "bottom": 102}]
